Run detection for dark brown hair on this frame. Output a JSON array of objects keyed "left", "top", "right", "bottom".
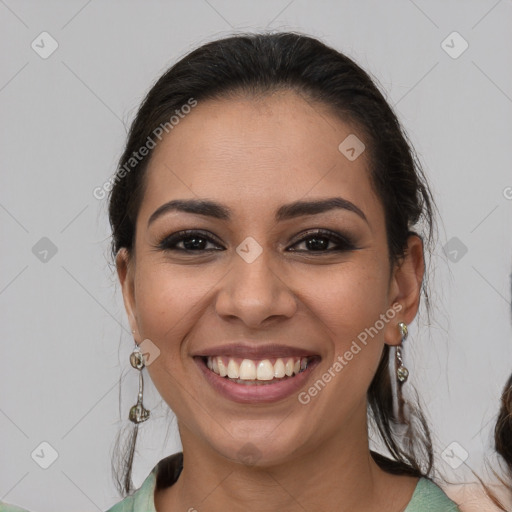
[
  {"left": 107, "top": 31, "right": 509, "bottom": 508},
  {"left": 496, "top": 373, "right": 512, "bottom": 472}
]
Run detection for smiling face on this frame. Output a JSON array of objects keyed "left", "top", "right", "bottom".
[{"left": 116, "top": 89, "right": 423, "bottom": 467}]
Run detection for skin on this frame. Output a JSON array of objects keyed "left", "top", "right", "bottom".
[
  {"left": 116, "top": 90, "right": 425, "bottom": 512},
  {"left": 445, "top": 484, "right": 511, "bottom": 512}
]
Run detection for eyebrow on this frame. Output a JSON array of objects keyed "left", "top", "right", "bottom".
[{"left": 147, "top": 197, "right": 368, "bottom": 228}]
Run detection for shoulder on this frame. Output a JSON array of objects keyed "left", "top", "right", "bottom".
[
  {"left": 404, "top": 477, "right": 462, "bottom": 512},
  {"left": 442, "top": 482, "right": 512, "bottom": 512},
  {"left": 106, "top": 452, "right": 183, "bottom": 512},
  {"left": 105, "top": 465, "right": 159, "bottom": 512}
]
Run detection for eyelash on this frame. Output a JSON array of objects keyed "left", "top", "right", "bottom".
[{"left": 156, "top": 229, "right": 357, "bottom": 254}]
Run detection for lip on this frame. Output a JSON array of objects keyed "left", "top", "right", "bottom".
[
  {"left": 194, "top": 355, "right": 320, "bottom": 404},
  {"left": 193, "top": 342, "right": 318, "bottom": 359}
]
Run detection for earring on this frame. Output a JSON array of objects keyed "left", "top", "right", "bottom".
[
  {"left": 122, "top": 342, "right": 150, "bottom": 494},
  {"left": 396, "top": 322, "right": 409, "bottom": 383},
  {"left": 129, "top": 344, "right": 150, "bottom": 424},
  {"left": 395, "top": 322, "right": 409, "bottom": 424}
]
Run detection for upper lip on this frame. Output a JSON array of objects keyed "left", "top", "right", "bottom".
[{"left": 193, "top": 343, "right": 319, "bottom": 359}]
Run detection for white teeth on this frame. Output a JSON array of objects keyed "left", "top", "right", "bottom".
[
  {"left": 217, "top": 357, "right": 228, "bottom": 377},
  {"left": 227, "top": 359, "right": 239, "bottom": 379},
  {"left": 239, "top": 359, "right": 256, "bottom": 380},
  {"left": 274, "top": 358, "right": 285, "bottom": 378},
  {"left": 256, "top": 360, "right": 274, "bottom": 380},
  {"left": 206, "top": 356, "right": 310, "bottom": 381}
]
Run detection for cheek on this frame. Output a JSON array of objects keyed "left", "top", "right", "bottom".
[
  {"left": 305, "top": 262, "right": 391, "bottom": 402},
  {"left": 304, "top": 267, "right": 391, "bottom": 414},
  {"left": 134, "top": 263, "right": 208, "bottom": 343},
  {"left": 133, "top": 265, "right": 199, "bottom": 413},
  {"left": 304, "top": 260, "right": 391, "bottom": 344},
  {"left": 132, "top": 262, "right": 221, "bottom": 409}
]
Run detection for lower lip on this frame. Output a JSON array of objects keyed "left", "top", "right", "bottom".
[{"left": 194, "top": 357, "right": 319, "bottom": 404}]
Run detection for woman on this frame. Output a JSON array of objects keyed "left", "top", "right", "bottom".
[
  {"left": 104, "top": 31, "right": 465, "bottom": 512},
  {"left": 3, "top": 30, "right": 509, "bottom": 512}
]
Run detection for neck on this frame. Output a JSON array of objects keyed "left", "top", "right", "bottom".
[{"left": 154, "top": 406, "right": 416, "bottom": 512}]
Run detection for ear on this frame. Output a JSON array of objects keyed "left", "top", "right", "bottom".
[
  {"left": 384, "top": 234, "right": 425, "bottom": 346},
  {"left": 116, "top": 247, "right": 138, "bottom": 339}
]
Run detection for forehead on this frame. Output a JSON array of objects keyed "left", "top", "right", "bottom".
[{"left": 139, "top": 90, "right": 382, "bottom": 227}]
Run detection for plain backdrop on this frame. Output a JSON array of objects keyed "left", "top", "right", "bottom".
[{"left": 1, "top": 1, "right": 511, "bottom": 510}]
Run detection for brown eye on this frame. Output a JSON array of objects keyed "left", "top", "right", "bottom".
[
  {"left": 288, "top": 229, "right": 357, "bottom": 253},
  {"left": 158, "top": 230, "right": 224, "bottom": 252}
]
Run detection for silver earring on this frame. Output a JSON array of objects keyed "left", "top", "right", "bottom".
[
  {"left": 396, "top": 322, "right": 409, "bottom": 383},
  {"left": 395, "top": 322, "right": 410, "bottom": 424},
  {"left": 129, "top": 344, "right": 150, "bottom": 424}
]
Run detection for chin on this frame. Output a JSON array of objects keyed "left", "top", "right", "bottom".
[{"left": 207, "top": 430, "right": 308, "bottom": 469}]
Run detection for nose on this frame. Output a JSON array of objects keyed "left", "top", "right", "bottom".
[{"left": 214, "top": 247, "right": 297, "bottom": 329}]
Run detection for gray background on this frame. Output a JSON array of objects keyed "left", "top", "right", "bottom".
[{"left": 1, "top": 1, "right": 511, "bottom": 510}]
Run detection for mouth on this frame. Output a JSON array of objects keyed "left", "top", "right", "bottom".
[
  {"left": 194, "top": 353, "right": 320, "bottom": 403},
  {"left": 204, "top": 355, "right": 314, "bottom": 383}
]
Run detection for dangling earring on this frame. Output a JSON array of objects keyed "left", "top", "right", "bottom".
[
  {"left": 129, "top": 339, "right": 150, "bottom": 424},
  {"left": 395, "top": 322, "right": 409, "bottom": 423},
  {"left": 396, "top": 322, "right": 409, "bottom": 384},
  {"left": 122, "top": 333, "right": 150, "bottom": 493}
]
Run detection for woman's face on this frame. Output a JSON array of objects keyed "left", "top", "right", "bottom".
[{"left": 117, "top": 90, "right": 422, "bottom": 466}]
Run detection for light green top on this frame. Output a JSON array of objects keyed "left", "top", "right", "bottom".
[
  {"left": 0, "top": 504, "right": 31, "bottom": 512},
  {"left": 104, "top": 453, "right": 461, "bottom": 512},
  {"left": 0, "top": 453, "right": 462, "bottom": 512}
]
